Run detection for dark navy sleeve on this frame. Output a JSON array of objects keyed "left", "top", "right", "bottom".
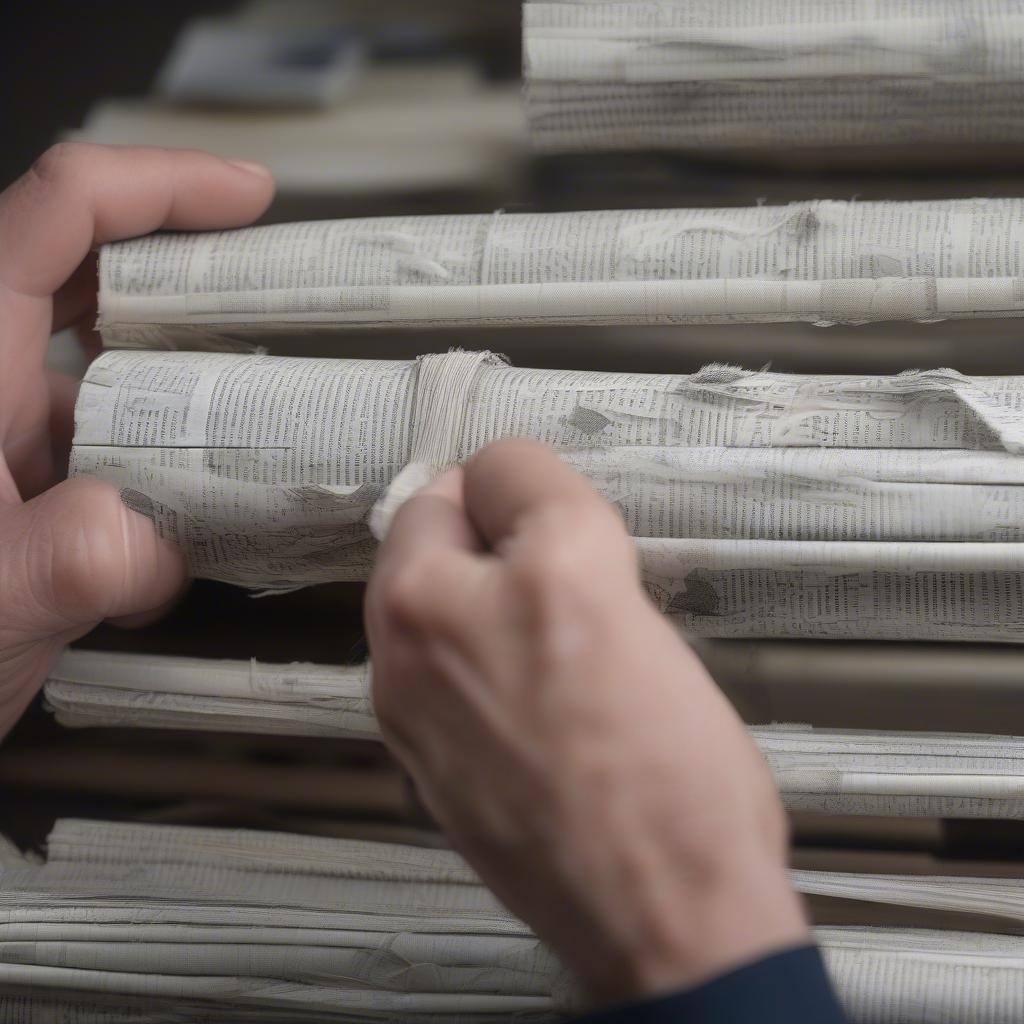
[{"left": 573, "top": 945, "right": 848, "bottom": 1023}]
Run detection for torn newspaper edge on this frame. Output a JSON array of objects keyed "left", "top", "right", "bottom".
[
  {"left": 524, "top": 0, "right": 1024, "bottom": 152},
  {"left": 97, "top": 199, "right": 1024, "bottom": 346},
  {"left": 71, "top": 349, "right": 1024, "bottom": 640},
  {"left": 42, "top": 649, "right": 1024, "bottom": 821},
  {"left": 6, "top": 818, "right": 1024, "bottom": 1022}
]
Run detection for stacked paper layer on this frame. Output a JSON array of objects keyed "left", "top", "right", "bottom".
[
  {"left": 4, "top": 820, "right": 1024, "bottom": 1021},
  {"left": 70, "top": 349, "right": 1024, "bottom": 640},
  {"left": 43, "top": 650, "right": 1024, "bottom": 820},
  {"left": 97, "top": 200, "right": 1024, "bottom": 343},
  {"left": 524, "top": 0, "right": 1024, "bottom": 152},
  {"left": 46, "top": 651, "right": 377, "bottom": 739},
  {"left": 0, "top": 820, "right": 566, "bottom": 1022}
]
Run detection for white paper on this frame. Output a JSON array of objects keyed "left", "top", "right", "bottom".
[
  {"left": 96, "top": 200, "right": 1024, "bottom": 345},
  {"left": 5, "top": 819, "right": 1024, "bottom": 1022},
  {"left": 43, "top": 651, "right": 1024, "bottom": 820},
  {"left": 71, "top": 350, "right": 1024, "bottom": 640}
]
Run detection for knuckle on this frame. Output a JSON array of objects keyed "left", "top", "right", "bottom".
[
  {"left": 29, "top": 142, "right": 94, "bottom": 188},
  {"left": 510, "top": 536, "right": 578, "bottom": 595},
  {"left": 374, "top": 551, "right": 451, "bottom": 632},
  {"left": 510, "top": 501, "right": 635, "bottom": 602},
  {"left": 464, "top": 437, "right": 553, "bottom": 490},
  {"left": 42, "top": 479, "right": 131, "bottom": 622},
  {"left": 509, "top": 527, "right": 590, "bottom": 605}
]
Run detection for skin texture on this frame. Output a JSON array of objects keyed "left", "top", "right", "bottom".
[
  {"left": 366, "top": 439, "right": 810, "bottom": 1008},
  {"left": 0, "top": 143, "right": 274, "bottom": 740}
]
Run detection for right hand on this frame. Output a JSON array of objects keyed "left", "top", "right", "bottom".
[{"left": 366, "top": 439, "right": 809, "bottom": 1008}]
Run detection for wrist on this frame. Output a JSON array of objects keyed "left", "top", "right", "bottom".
[{"left": 578, "top": 855, "right": 810, "bottom": 1007}]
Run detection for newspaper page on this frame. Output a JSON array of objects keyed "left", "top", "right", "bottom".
[
  {"left": 97, "top": 199, "right": 1024, "bottom": 345},
  {"left": 524, "top": 0, "right": 1024, "bottom": 152},
  {"left": 70, "top": 349, "right": 1024, "bottom": 639},
  {"left": 5, "top": 819, "right": 1024, "bottom": 1022},
  {"left": 43, "top": 649, "right": 1024, "bottom": 821}
]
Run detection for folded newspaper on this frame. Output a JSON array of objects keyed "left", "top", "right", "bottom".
[
  {"left": 44, "top": 650, "right": 1024, "bottom": 822},
  {"left": 524, "top": 0, "right": 1024, "bottom": 153},
  {"left": 96, "top": 199, "right": 1024, "bottom": 344},
  {"left": 3, "top": 819, "right": 1024, "bottom": 1022},
  {"left": 71, "top": 348, "right": 1024, "bottom": 641}
]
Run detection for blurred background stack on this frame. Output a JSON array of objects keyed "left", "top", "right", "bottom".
[{"left": 8, "top": 1, "right": 1024, "bottom": 1019}]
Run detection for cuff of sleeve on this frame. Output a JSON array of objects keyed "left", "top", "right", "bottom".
[{"left": 573, "top": 945, "right": 847, "bottom": 1024}]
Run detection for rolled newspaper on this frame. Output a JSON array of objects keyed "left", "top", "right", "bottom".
[
  {"left": 70, "top": 349, "right": 1024, "bottom": 641},
  {"left": 98, "top": 200, "right": 1024, "bottom": 345},
  {"left": 42, "top": 649, "right": 1024, "bottom": 822}
]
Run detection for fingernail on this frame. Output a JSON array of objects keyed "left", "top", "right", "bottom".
[{"left": 228, "top": 159, "right": 273, "bottom": 178}]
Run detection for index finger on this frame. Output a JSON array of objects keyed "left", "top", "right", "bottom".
[{"left": 0, "top": 143, "right": 274, "bottom": 298}]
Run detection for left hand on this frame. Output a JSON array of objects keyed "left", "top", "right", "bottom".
[{"left": 0, "top": 143, "right": 275, "bottom": 740}]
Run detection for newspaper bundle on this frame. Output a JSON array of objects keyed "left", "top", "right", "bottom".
[
  {"left": 3, "top": 819, "right": 1024, "bottom": 1022},
  {"left": 71, "top": 348, "right": 1024, "bottom": 641},
  {"left": 97, "top": 200, "right": 1024, "bottom": 342},
  {"left": 524, "top": 0, "right": 1024, "bottom": 153},
  {"left": 44, "top": 650, "right": 1024, "bottom": 822}
]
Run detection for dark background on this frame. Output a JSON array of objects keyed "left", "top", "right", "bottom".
[
  {"left": 1, "top": 1, "right": 524, "bottom": 191},
  {"left": 2, "top": 2, "right": 236, "bottom": 189}
]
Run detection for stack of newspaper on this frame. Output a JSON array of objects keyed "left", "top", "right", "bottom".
[
  {"left": 0, "top": 819, "right": 568, "bottom": 1022},
  {"left": 4, "top": 818, "right": 1024, "bottom": 1022},
  {"left": 524, "top": 0, "right": 1024, "bottom": 153},
  {"left": 43, "top": 649, "right": 1024, "bottom": 823},
  {"left": 70, "top": 347, "right": 1024, "bottom": 640}
]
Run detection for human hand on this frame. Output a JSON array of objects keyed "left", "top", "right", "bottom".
[
  {"left": 366, "top": 439, "right": 809, "bottom": 1008},
  {"left": 0, "top": 143, "right": 274, "bottom": 740}
]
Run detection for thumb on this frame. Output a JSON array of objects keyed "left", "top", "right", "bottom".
[{"left": 0, "top": 477, "right": 187, "bottom": 644}]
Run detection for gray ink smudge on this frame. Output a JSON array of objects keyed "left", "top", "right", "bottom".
[
  {"left": 567, "top": 406, "right": 612, "bottom": 434},
  {"left": 119, "top": 487, "right": 155, "bottom": 521},
  {"left": 668, "top": 571, "right": 721, "bottom": 617},
  {"left": 286, "top": 482, "right": 380, "bottom": 510}
]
